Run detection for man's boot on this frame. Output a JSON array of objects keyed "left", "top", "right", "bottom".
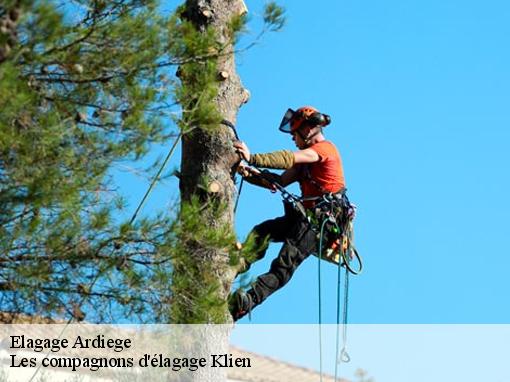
[{"left": 228, "top": 290, "right": 254, "bottom": 321}]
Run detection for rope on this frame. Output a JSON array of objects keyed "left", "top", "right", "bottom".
[
  {"left": 317, "top": 217, "right": 329, "bottom": 382},
  {"left": 334, "top": 241, "right": 351, "bottom": 382},
  {"left": 334, "top": 240, "right": 343, "bottom": 382},
  {"left": 129, "top": 132, "right": 182, "bottom": 225},
  {"left": 220, "top": 119, "right": 244, "bottom": 215},
  {"left": 341, "top": 265, "right": 350, "bottom": 362},
  {"left": 234, "top": 178, "right": 244, "bottom": 214},
  {"left": 315, "top": 197, "right": 357, "bottom": 382},
  {"left": 221, "top": 119, "right": 239, "bottom": 140}
]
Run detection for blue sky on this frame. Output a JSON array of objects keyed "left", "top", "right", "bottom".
[
  {"left": 232, "top": 0, "right": 510, "bottom": 324},
  {"left": 133, "top": 0, "right": 510, "bottom": 324}
]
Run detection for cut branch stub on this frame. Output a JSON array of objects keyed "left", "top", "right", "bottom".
[
  {"left": 201, "top": 9, "right": 213, "bottom": 19},
  {"left": 234, "top": 0, "right": 248, "bottom": 16},
  {"left": 241, "top": 88, "right": 251, "bottom": 104},
  {"left": 208, "top": 180, "right": 222, "bottom": 194},
  {"left": 217, "top": 71, "right": 229, "bottom": 81}
]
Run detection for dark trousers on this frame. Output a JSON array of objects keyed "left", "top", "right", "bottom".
[{"left": 244, "top": 203, "right": 318, "bottom": 309}]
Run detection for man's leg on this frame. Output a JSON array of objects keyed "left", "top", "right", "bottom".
[
  {"left": 250, "top": 221, "right": 316, "bottom": 306},
  {"left": 231, "top": 216, "right": 317, "bottom": 320},
  {"left": 238, "top": 215, "right": 290, "bottom": 274}
]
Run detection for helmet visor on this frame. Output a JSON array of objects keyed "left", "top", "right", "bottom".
[{"left": 278, "top": 108, "right": 296, "bottom": 133}]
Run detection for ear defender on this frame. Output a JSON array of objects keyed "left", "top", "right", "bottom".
[
  {"left": 308, "top": 112, "right": 331, "bottom": 127},
  {"left": 321, "top": 113, "right": 331, "bottom": 126}
]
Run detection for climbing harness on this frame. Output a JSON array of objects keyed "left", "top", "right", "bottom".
[
  {"left": 312, "top": 192, "right": 362, "bottom": 273},
  {"left": 237, "top": 165, "right": 362, "bottom": 273}
]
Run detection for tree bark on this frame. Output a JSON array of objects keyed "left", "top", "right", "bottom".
[
  {"left": 178, "top": 0, "right": 248, "bottom": 316},
  {"left": 179, "top": 0, "right": 247, "bottom": 205},
  {"left": 176, "top": 0, "right": 248, "bottom": 379}
]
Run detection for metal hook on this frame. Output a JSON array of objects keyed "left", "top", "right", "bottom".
[{"left": 338, "top": 348, "right": 351, "bottom": 364}]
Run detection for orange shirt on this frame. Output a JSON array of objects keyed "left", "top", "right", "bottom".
[{"left": 298, "top": 141, "right": 345, "bottom": 206}]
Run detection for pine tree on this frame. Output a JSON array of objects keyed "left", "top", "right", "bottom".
[
  {"left": 1, "top": 0, "right": 178, "bottom": 322},
  {"left": 0, "top": 0, "right": 284, "bottom": 327}
]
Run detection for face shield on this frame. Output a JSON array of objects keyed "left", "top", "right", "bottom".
[{"left": 278, "top": 108, "right": 296, "bottom": 134}]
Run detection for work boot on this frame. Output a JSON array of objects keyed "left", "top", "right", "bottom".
[{"left": 228, "top": 290, "right": 253, "bottom": 321}]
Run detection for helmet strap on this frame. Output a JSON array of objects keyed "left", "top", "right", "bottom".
[
  {"left": 304, "top": 127, "right": 322, "bottom": 145},
  {"left": 296, "top": 129, "right": 313, "bottom": 147},
  {"left": 296, "top": 130, "right": 307, "bottom": 142}
]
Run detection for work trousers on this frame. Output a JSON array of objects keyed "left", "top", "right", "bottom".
[{"left": 245, "top": 202, "right": 318, "bottom": 309}]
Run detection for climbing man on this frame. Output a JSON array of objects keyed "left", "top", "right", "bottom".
[{"left": 230, "top": 106, "right": 346, "bottom": 321}]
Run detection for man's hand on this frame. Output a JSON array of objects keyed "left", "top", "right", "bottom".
[
  {"left": 233, "top": 140, "right": 251, "bottom": 162},
  {"left": 237, "top": 162, "right": 259, "bottom": 177},
  {"left": 237, "top": 163, "right": 277, "bottom": 192}
]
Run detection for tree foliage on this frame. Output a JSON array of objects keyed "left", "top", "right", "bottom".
[
  {"left": 0, "top": 0, "right": 177, "bottom": 322},
  {"left": 0, "top": 0, "right": 285, "bottom": 323}
]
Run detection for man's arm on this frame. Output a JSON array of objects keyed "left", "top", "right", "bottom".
[
  {"left": 238, "top": 164, "right": 278, "bottom": 191},
  {"left": 238, "top": 164, "right": 300, "bottom": 190},
  {"left": 293, "top": 148, "right": 320, "bottom": 164},
  {"left": 234, "top": 141, "right": 320, "bottom": 169},
  {"left": 280, "top": 165, "right": 300, "bottom": 187}
]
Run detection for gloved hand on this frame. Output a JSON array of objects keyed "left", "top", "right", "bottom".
[{"left": 233, "top": 140, "right": 251, "bottom": 162}]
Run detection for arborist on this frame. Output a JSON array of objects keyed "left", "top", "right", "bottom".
[{"left": 230, "top": 106, "right": 347, "bottom": 321}]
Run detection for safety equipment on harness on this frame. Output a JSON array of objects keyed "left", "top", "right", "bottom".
[
  {"left": 279, "top": 106, "right": 331, "bottom": 134},
  {"left": 308, "top": 193, "right": 362, "bottom": 274},
  {"left": 249, "top": 150, "right": 295, "bottom": 169},
  {"left": 250, "top": 167, "right": 362, "bottom": 274}
]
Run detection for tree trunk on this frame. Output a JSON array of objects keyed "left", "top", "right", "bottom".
[{"left": 175, "top": 0, "right": 248, "bottom": 380}]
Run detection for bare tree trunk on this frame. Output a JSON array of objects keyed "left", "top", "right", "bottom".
[{"left": 175, "top": 0, "right": 248, "bottom": 380}]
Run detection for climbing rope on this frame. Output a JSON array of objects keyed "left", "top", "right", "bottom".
[
  {"left": 340, "top": 263, "right": 351, "bottom": 363},
  {"left": 233, "top": 176, "right": 244, "bottom": 214},
  {"left": 314, "top": 194, "right": 360, "bottom": 382},
  {"left": 334, "top": 245, "right": 351, "bottom": 382},
  {"left": 129, "top": 132, "right": 183, "bottom": 225},
  {"left": 220, "top": 119, "right": 244, "bottom": 214},
  {"left": 317, "top": 217, "right": 329, "bottom": 382}
]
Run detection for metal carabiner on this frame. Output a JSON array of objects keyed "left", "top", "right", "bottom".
[{"left": 338, "top": 347, "right": 351, "bottom": 363}]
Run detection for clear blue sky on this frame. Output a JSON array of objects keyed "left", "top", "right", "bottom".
[
  {"left": 229, "top": 0, "right": 510, "bottom": 324},
  {"left": 132, "top": 0, "right": 510, "bottom": 325}
]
